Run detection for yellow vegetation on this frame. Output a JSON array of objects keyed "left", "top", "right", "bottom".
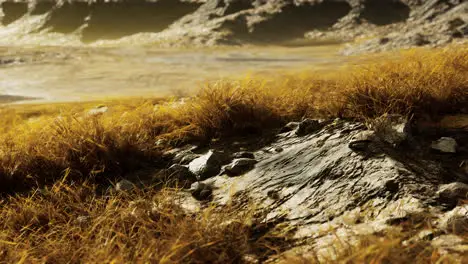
[{"left": 0, "top": 45, "right": 466, "bottom": 262}]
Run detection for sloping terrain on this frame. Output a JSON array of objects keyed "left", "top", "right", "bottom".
[{"left": 0, "top": 46, "right": 466, "bottom": 262}]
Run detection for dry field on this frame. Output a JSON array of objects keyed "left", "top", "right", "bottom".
[{"left": 0, "top": 44, "right": 466, "bottom": 263}]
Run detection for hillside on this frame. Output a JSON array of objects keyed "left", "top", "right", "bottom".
[{"left": 0, "top": 0, "right": 466, "bottom": 51}]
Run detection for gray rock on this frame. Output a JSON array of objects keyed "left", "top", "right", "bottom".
[
  {"left": 189, "top": 181, "right": 205, "bottom": 193},
  {"left": 167, "top": 164, "right": 197, "bottom": 184},
  {"left": 207, "top": 121, "right": 451, "bottom": 227},
  {"left": 296, "top": 119, "right": 322, "bottom": 136},
  {"left": 224, "top": 158, "right": 257, "bottom": 176},
  {"left": 437, "top": 182, "right": 468, "bottom": 202},
  {"left": 280, "top": 122, "right": 300, "bottom": 134},
  {"left": 431, "top": 234, "right": 466, "bottom": 251},
  {"left": 188, "top": 150, "right": 229, "bottom": 180},
  {"left": 155, "top": 139, "right": 166, "bottom": 147},
  {"left": 242, "top": 254, "right": 259, "bottom": 264},
  {"left": 274, "top": 146, "right": 284, "bottom": 153},
  {"left": 432, "top": 137, "right": 457, "bottom": 153},
  {"left": 116, "top": 179, "right": 135, "bottom": 192},
  {"left": 407, "top": 33, "right": 430, "bottom": 46},
  {"left": 75, "top": 215, "right": 91, "bottom": 226},
  {"left": 439, "top": 205, "right": 468, "bottom": 235},
  {"left": 189, "top": 182, "right": 212, "bottom": 201},
  {"left": 348, "top": 130, "right": 376, "bottom": 151},
  {"left": 173, "top": 149, "right": 198, "bottom": 164},
  {"left": 179, "top": 153, "right": 201, "bottom": 165},
  {"left": 373, "top": 115, "right": 410, "bottom": 146},
  {"left": 232, "top": 151, "right": 255, "bottom": 159}
]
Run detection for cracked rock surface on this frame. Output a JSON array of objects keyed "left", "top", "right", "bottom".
[{"left": 171, "top": 119, "right": 468, "bottom": 258}]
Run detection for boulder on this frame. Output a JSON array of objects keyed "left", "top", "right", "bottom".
[{"left": 432, "top": 137, "right": 457, "bottom": 153}]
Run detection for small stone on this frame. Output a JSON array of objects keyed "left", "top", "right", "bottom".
[
  {"left": 75, "top": 215, "right": 91, "bottom": 225},
  {"left": 179, "top": 153, "right": 201, "bottom": 165},
  {"left": 439, "top": 205, "right": 468, "bottom": 235},
  {"left": 87, "top": 105, "right": 108, "bottom": 116},
  {"left": 155, "top": 139, "right": 166, "bottom": 147},
  {"left": 296, "top": 119, "right": 322, "bottom": 136},
  {"left": 431, "top": 234, "right": 465, "bottom": 249},
  {"left": 162, "top": 148, "right": 182, "bottom": 160},
  {"left": 408, "top": 33, "right": 430, "bottom": 46},
  {"left": 116, "top": 179, "right": 135, "bottom": 192},
  {"left": 190, "top": 182, "right": 212, "bottom": 201},
  {"left": 460, "top": 160, "right": 468, "bottom": 175},
  {"left": 448, "top": 18, "right": 465, "bottom": 31},
  {"left": 280, "top": 122, "right": 300, "bottom": 133},
  {"left": 232, "top": 151, "right": 255, "bottom": 159},
  {"left": 384, "top": 179, "right": 400, "bottom": 193},
  {"left": 199, "top": 189, "right": 212, "bottom": 200},
  {"left": 188, "top": 150, "right": 229, "bottom": 180},
  {"left": 173, "top": 149, "right": 197, "bottom": 164},
  {"left": 242, "top": 254, "right": 259, "bottom": 264},
  {"left": 351, "top": 130, "right": 376, "bottom": 142},
  {"left": 458, "top": 24, "right": 468, "bottom": 36},
  {"left": 224, "top": 158, "right": 257, "bottom": 176},
  {"left": 167, "top": 164, "right": 197, "bottom": 185},
  {"left": 373, "top": 114, "right": 410, "bottom": 146},
  {"left": 274, "top": 146, "right": 284, "bottom": 153},
  {"left": 190, "top": 182, "right": 205, "bottom": 193},
  {"left": 349, "top": 131, "right": 375, "bottom": 151},
  {"left": 379, "top": 37, "right": 391, "bottom": 45},
  {"left": 267, "top": 190, "right": 280, "bottom": 200},
  {"left": 437, "top": 182, "right": 468, "bottom": 203},
  {"left": 431, "top": 137, "right": 457, "bottom": 153}
]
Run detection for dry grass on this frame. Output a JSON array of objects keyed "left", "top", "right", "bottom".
[
  {"left": 0, "top": 45, "right": 466, "bottom": 262},
  {"left": 0, "top": 45, "right": 466, "bottom": 192},
  {"left": 0, "top": 181, "right": 292, "bottom": 263}
]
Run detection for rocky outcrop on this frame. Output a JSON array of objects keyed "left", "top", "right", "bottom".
[
  {"left": 343, "top": 0, "right": 468, "bottom": 54},
  {"left": 0, "top": 0, "right": 465, "bottom": 50},
  {"left": 156, "top": 118, "right": 468, "bottom": 259}
]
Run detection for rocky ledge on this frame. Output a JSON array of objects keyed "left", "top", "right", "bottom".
[{"left": 113, "top": 116, "right": 468, "bottom": 260}]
